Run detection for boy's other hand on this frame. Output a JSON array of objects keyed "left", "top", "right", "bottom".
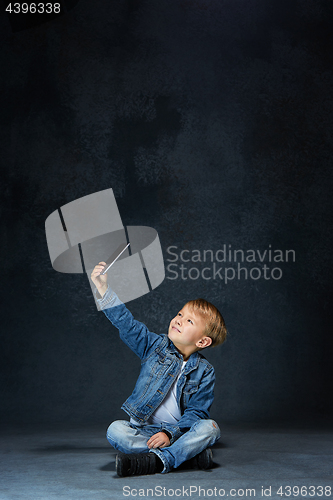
[
  {"left": 147, "top": 432, "right": 170, "bottom": 449},
  {"left": 91, "top": 262, "right": 108, "bottom": 298}
]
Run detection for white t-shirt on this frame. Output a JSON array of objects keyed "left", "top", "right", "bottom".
[{"left": 130, "top": 361, "right": 187, "bottom": 426}]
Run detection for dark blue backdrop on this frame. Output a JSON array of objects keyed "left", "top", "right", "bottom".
[{"left": 1, "top": 0, "right": 332, "bottom": 425}]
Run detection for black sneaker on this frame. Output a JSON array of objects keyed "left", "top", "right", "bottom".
[
  {"left": 115, "top": 452, "right": 158, "bottom": 477},
  {"left": 190, "top": 448, "right": 213, "bottom": 470}
]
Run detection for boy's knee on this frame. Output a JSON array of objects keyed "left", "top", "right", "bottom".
[
  {"left": 106, "top": 420, "right": 127, "bottom": 441},
  {"left": 195, "top": 419, "right": 220, "bottom": 441},
  {"left": 209, "top": 419, "right": 221, "bottom": 441}
]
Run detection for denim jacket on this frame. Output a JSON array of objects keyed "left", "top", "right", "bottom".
[{"left": 96, "top": 286, "right": 216, "bottom": 444}]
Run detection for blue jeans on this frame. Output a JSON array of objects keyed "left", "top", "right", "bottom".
[{"left": 106, "top": 419, "right": 220, "bottom": 473}]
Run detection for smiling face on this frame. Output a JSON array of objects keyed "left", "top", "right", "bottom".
[{"left": 167, "top": 304, "right": 212, "bottom": 360}]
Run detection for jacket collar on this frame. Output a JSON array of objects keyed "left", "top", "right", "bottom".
[{"left": 166, "top": 336, "right": 201, "bottom": 372}]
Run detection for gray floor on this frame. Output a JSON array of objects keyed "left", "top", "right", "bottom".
[{"left": 1, "top": 422, "right": 332, "bottom": 499}]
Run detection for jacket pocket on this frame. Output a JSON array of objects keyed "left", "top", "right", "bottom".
[
  {"left": 151, "top": 353, "right": 171, "bottom": 376},
  {"left": 183, "top": 380, "right": 199, "bottom": 395}
]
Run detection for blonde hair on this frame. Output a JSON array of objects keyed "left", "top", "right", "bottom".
[{"left": 185, "top": 298, "right": 227, "bottom": 347}]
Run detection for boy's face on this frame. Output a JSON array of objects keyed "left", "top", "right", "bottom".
[{"left": 168, "top": 304, "right": 210, "bottom": 356}]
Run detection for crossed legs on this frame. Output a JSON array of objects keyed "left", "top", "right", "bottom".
[{"left": 107, "top": 419, "right": 220, "bottom": 473}]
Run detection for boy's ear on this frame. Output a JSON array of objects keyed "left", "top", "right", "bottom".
[{"left": 196, "top": 336, "right": 212, "bottom": 348}]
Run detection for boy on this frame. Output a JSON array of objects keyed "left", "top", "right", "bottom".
[{"left": 91, "top": 261, "right": 227, "bottom": 477}]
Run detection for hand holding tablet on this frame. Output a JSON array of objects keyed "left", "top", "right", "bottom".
[{"left": 90, "top": 243, "right": 130, "bottom": 297}]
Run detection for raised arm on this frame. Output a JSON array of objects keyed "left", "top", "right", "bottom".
[{"left": 90, "top": 262, "right": 162, "bottom": 360}]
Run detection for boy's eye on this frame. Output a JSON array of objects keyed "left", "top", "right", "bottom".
[{"left": 188, "top": 319, "right": 193, "bottom": 324}]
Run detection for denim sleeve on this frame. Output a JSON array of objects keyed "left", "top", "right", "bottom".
[
  {"left": 95, "top": 285, "right": 162, "bottom": 360},
  {"left": 160, "top": 366, "right": 215, "bottom": 444}
]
